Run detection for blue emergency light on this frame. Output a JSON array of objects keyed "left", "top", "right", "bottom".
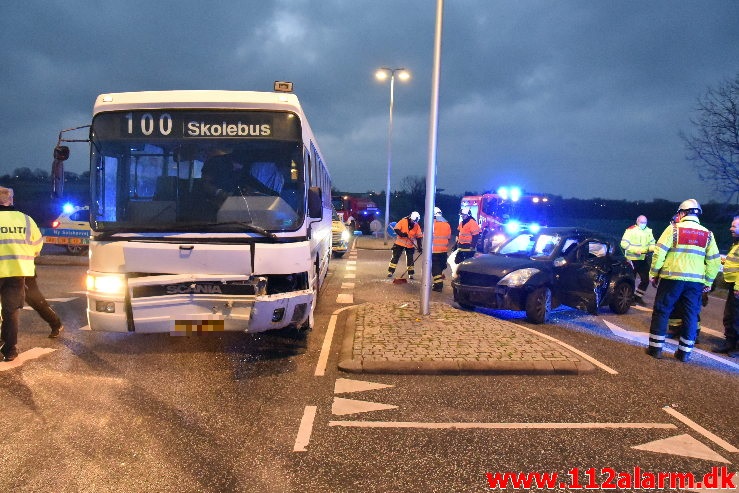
[{"left": 62, "top": 203, "right": 75, "bottom": 214}]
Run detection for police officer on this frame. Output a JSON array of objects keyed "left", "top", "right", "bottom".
[
  {"left": 0, "top": 187, "right": 43, "bottom": 361},
  {"left": 716, "top": 215, "right": 739, "bottom": 356},
  {"left": 647, "top": 199, "right": 721, "bottom": 362},
  {"left": 431, "top": 207, "right": 452, "bottom": 292},
  {"left": 621, "top": 215, "right": 656, "bottom": 306},
  {"left": 455, "top": 207, "right": 481, "bottom": 264},
  {"left": 387, "top": 211, "right": 423, "bottom": 279}
]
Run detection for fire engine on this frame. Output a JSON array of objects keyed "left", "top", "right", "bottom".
[
  {"left": 332, "top": 194, "right": 382, "bottom": 234},
  {"left": 460, "top": 186, "right": 551, "bottom": 253}
]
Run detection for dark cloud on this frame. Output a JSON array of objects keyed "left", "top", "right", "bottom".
[{"left": 1, "top": 0, "right": 737, "bottom": 203}]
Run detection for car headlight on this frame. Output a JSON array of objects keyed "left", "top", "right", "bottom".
[
  {"left": 498, "top": 268, "right": 540, "bottom": 287},
  {"left": 87, "top": 273, "right": 126, "bottom": 295},
  {"left": 341, "top": 230, "right": 351, "bottom": 241}
]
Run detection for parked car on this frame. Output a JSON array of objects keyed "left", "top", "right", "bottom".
[
  {"left": 451, "top": 227, "right": 635, "bottom": 323},
  {"left": 47, "top": 205, "right": 91, "bottom": 255},
  {"left": 332, "top": 208, "right": 351, "bottom": 258}
]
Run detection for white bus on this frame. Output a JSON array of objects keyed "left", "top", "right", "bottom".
[{"left": 62, "top": 90, "right": 332, "bottom": 334}]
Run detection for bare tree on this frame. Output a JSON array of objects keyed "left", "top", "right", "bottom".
[
  {"left": 681, "top": 73, "right": 739, "bottom": 197},
  {"left": 399, "top": 175, "right": 425, "bottom": 199}
]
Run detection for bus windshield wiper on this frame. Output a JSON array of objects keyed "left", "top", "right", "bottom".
[{"left": 177, "top": 221, "right": 277, "bottom": 238}]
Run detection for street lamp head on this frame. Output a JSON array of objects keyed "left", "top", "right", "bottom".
[
  {"left": 375, "top": 67, "right": 411, "bottom": 82},
  {"left": 375, "top": 69, "right": 389, "bottom": 81}
]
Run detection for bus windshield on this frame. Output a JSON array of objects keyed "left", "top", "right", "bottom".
[{"left": 90, "top": 110, "right": 305, "bottom": 233}]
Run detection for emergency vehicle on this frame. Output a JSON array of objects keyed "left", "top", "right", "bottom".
[
  {"left": 461, "top": 186, "right": 551, "bottom": 253},
  {"left": 332, "top": 194, "right": 382, "bottom": 233}
]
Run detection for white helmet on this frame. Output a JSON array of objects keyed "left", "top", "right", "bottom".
[
  {"left": 460, "top": 207, "right": 471, "bottom": 216},
  {"left": 433, "top": 207, "right": 442, "bottom": 217},
  {"left": 677, "top": 199, "right": 702, "bottom": 215},
  {"left": 410, "top": 211, "right": 421, "bottom": 221}
]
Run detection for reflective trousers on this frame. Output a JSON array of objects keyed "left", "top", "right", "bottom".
[
  {"left": 431, "top": 252, "right": 447, "bottom": 289},
  {"left": 649, "top": 278, "right": 702, "bottom": 355},
  {"left": 388, "top": 245, "right": 416, "bottom": 276}
]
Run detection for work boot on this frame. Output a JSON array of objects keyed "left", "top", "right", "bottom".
[
  {"left": 728, "top": 350, "right": 739, "bottom": 358},
  {"left": 408, "top": 275, "right": 414, "bottom": 280},
  {"left": 49, "top": 325, "right": 64, "bottom": 338},
  {"left": 713, "top": 341, "right": 737, "bottom": 354},
  {"left": 386, "top": 273, "right": 393, "bottom": 278},
  {"left": 2, "top": 345, "right": 18, "bottom": 362},
  {"left": 634, "top": 297, "right": 647, "bottom": 307},
  {"left": 646, "top": 346, "right": 663, "bottom": 359},
  {"left": 432, "top": 285, "right": 442, "bottom": 292},
  {"left": 675, "top": 349, "right": 691, "bottom": 362}
]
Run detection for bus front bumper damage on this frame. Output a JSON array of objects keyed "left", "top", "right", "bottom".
[{"left": 87, "top": 273, "right": 313, "bottom": 333}]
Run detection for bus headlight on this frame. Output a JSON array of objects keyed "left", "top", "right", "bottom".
[
  {"left": 341, "top": 230, "right": 351, "bottom": 241},
  {"left": 87, "top": 273, "right": 126, "bottom": 295}
]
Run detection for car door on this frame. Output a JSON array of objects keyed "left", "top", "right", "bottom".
[{"left": 556, "top": 238, "right": 612, "bottom": 312}]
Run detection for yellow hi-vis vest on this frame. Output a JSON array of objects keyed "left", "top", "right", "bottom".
[
  {"left": 649, "top": 217, "right": 721, "bottom": 287},
  {"left": 0, "top": 210, "right": 43, "bottom": 277},
  {"left": 723, "top": 241, "right": 739, "bottom": 284},
  {"left": 620, "top": 224, "right": 656, "bottom": 261}
]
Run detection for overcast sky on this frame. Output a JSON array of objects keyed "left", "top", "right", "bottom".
[{"left": 2, "top": 1, "right": 738, "bottom": 204}]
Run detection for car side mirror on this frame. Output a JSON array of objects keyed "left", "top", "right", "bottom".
[{"left": 308, "top": 186, "right": 323, "bottom": 219}]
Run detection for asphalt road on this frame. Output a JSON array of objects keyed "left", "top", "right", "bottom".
[{"left": 0, "top": 248, "right": 737, "bottom": 492}]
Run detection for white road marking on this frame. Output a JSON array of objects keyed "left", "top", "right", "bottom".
[
  {"left": 293, "top": 406, "right": 317, "bottom": 452},
  {"left": 662, "top": 406, "right": 738, "bottom": 453},
  {"left": 698, "top": 324, "right": 727, "bottom": 339},
  {"left": 329, "top": 421, "right": 676, "bottom": 430},
  {"left": 0, "top": 347, "right": 56, "bottom": 371},
  {"left": 332, "top": 397, "right": 398, "bottom": 416},
  {"left": 345, "top": 265, "right": 356, "bottom": 271},
  {"left": 632, "top": 305, "right": 652, "bottom": 312},
  {"left": 632, "top": 434, "right": 729, "bottom": 463},
  {"left": 334, "top": 378, "right": 394, "bottom": 394},
  {"left": 347, "top": 260, "right": 357, "bottom": 265},
  {"left": 79, "top": 325, "right": 91, "bottom": 331},
  {"left": 70, "top": 291, "right": 87, "bottom": 295},
  {"left": 336, "top": 293, "right": 354, "bottom": 304},
  {"left": 344, "top": 273, "right": 356, "bottom": 279},
  {"left": 604, "top": 320, "right": 739, "bottom": 371},
  {"left": 341, "top": 282, "right": 355, "bottom": 289},
  {"left": 513, "top": 322, "right": 618, "bottom": 374},
  {"left": 315, "top": 305, "right": 355, "bottom": 377}
]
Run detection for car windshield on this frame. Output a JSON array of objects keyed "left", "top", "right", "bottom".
[{"left": 498, "top": 232, "right": 561, "bottom": 258}]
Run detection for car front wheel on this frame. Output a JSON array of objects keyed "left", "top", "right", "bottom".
[
  {"left": 525, "top": 286, "right": 551, "bottom": 324},
  {"left": 609, "top": 282, "right": 633, "bottom": 314}
]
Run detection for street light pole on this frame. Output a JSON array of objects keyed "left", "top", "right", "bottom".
[{"left": 376, "top": 67, "right": 410, "bottom": 245}]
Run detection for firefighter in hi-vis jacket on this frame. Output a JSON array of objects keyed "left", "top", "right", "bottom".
[{"left": 387, "top": 211, "right": 423, "bottom": 280}]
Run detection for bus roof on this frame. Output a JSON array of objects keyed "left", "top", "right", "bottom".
[{"left": 93, "top": 90, "right": 304, "bottom": 116}]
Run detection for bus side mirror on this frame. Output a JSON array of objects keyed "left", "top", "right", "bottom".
[
  {"left": 308, "top": 187, "right": 323, "bottom": 219},
  {"left": 52, "top": 145, "right": 70, "bottom": 199}
]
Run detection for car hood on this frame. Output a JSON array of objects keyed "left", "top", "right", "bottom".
[{"left": 457, "top": 254, "right": 549, "bottom": 277}]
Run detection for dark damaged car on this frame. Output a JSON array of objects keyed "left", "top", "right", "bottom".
[{"left": 451, "top": 227, "right": 635, "bottom": 323}]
